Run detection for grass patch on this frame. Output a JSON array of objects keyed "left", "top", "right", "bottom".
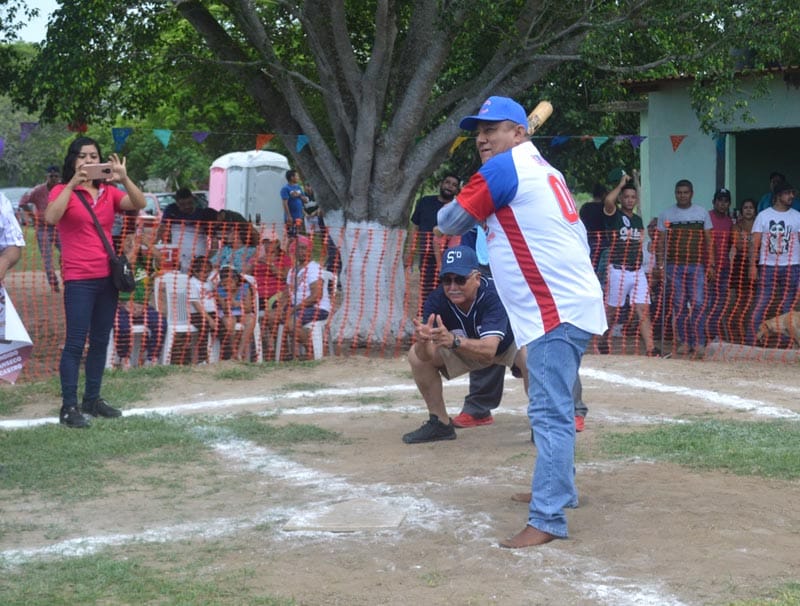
[
  {"left": 218, "top": 414, "right": 343, "bottom": 446},
  {"left": 0, "top": 377, "right": 62, "bottom": 416},
  {"left": 0, "top": 552, "right": 294, "bottom": 605},
  {"left": 729, "top": 583, "right": 800, "bottom": 605},
  {"left": 213, "top": 363, "right": 266, "bottom": 381},
  {"left": 0, "top": 415, "right": 207, "bottom": 501},
  {"left": 597, "top": 420, "right": 800, "bottom": 479},
  {"left": 1, "top": 365, "right": 192, "bottom": 416}
]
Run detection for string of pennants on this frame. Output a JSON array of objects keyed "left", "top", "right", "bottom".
[
  {"left": 448, "top": 134, "right": 685, "bottom": 154},
  {"left": 1, "top": 121, "right": 701, "bottom": 157},
  {"left": 0, "top": 122, "right": 312, "bottom": 157}
]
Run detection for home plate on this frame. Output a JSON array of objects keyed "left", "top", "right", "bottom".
[{"left": 283, "top": 498, "right": 406, "bottom": 532}]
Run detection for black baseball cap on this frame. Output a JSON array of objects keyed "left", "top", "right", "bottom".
[{"left": 713, "top": 187, "right": 731, "bottom": 200}]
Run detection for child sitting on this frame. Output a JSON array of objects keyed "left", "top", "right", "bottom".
[
  {"left": 214, "top": 266, "right": 256, "bottom": 361},
  {"left": 188, "top": 256, "right": 217, "bottom": 364}
]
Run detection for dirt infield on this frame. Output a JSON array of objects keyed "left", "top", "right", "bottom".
[{"left": 3, "top": 354, "right": 800, "bottom": 605}]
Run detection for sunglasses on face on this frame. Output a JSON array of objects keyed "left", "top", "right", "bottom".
[{"left": 441, "top": 273, "right": 472, "bottom": 286}]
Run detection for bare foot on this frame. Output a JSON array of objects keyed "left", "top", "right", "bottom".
[
  {"left": 510, "top": 492, "right": 532, "bottom": 503},
  {"left": 498, "top": 525, "right": 557, "bottom": 548}
]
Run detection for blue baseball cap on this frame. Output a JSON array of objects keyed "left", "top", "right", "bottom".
[
  {"left": 439, "top": 245, "right": 479, "bottom": 277},
  {"left": 459, "top": 96, "right": 528, "bottom": 131}
]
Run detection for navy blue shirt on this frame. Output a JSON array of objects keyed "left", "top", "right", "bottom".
[
  {"left": 411, "top": 195, "right": 444, "bottom": 232},
  {"left": 422, "top": 276, "right": 514, "bottom": 355}
]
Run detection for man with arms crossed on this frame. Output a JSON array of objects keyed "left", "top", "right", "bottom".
[
  {"left": 438, "top": 96, "right": 607, "bottom": 547},
  {"left": 403, "top": 245, "right": 527, "bottom": 444},
  {"left": 656, "top": 179, "right": 714, "bottom": 355}
]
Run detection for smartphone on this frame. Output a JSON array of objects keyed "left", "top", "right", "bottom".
[{"left": 83, "top": 163, "right": 113, "bottom": 181}]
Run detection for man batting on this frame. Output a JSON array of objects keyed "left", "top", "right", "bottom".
[{"left": 437, "top": 96, "right": 607, "bottom": 548}]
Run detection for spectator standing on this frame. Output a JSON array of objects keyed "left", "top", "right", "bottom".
[
  {"left": 280, "top": 170, "right": 308, "bottom": 237},
  {"left": 114, "top": 233, "right": 167, "bottom": 369},
  {"left": 158, "top": 188, "right": 217, "bottom": 272},
  {"left": 437, "top": 96, "right": 607, "bottom": 548},
  {"left": 756, "top": 172, "right": 800, "bottom": 214},
  {"left": 0, "top": 191, "right": 24, "bottom": 288},
  {"left": 46, "top": 136, "right": 146, "bottom": 428},
  {"left": 656, "top": 179, "right": 714, "bottom": 355},
  {"left": 747, "top": 182, "right": 800, "bottom": 346},
  {"left": 600, "top": 174, "right": 658, "bottom": 356},
  {"left": 729, "top": 198, "right": 757, "bottom": 342},
  {"left": 402, "top": 245, "right": 527, "bottom": 444},
  {"left": 706, "top": 188, "right": 734, "bottom": 342},
  {"left": 579, "top": 183, "right": 610, "bottom": 276},
  {"left": 20, "top": 165, "right": 62, "bottom": 291},
  {"left": 410, "top": 174, "right": 461, "bottom": 302}
]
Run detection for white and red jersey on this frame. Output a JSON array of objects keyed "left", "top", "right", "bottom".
[{"left": 450, "top": 141, "right": 606, "bottom": 346}]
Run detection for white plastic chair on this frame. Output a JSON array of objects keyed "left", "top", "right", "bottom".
[
  {"left": 154, "top": 271, "right": 204, "bottom": 365},
  {"left": 105, "top": 325, "right": 147, "bottom": 369},
  {"left": 210, "top": 273, "right": 263, "bottom": 362},
  {"left": 274, "top": 269, "right": 335, "bottom": 361}
]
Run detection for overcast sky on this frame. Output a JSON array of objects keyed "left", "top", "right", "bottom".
[{"left": 17, "top": 0, "right": 57, "bottom": 43}]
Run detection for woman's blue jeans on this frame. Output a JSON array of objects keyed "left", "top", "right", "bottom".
[
  {"left": 60, "top": 277, "right": 118, "bottom": 408},
  {"left": 526, "top": 322, "right": 591, "bottom": 538}
]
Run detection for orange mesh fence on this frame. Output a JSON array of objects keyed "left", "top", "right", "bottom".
[
  {"left": 587, "top": 227, "right": 800, "bottom": 360},
  {"left": 4, "top": 221, "right": 800, "bottom": 384}
]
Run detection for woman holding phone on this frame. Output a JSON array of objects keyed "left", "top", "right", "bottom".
[{"left": 45, "top": 136, "right": 146, "bottom": 428}]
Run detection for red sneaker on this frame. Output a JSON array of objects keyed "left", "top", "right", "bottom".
[
  {"left": 575, "top": 416, "right": 585, "bottom": 432},
  {"left": 452, "top": 412, "right": 494, "bottom": 428}
]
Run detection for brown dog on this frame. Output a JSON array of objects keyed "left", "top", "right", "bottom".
[{"left": 756, "top": 311, "right": 800, "bottom": 346}]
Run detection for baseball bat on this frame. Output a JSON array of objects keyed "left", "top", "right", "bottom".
[{"left": 527, "top": 101, "right": 553, "bottom": 135}]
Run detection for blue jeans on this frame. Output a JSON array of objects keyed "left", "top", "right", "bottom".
[
  {"left": 746, "top": 265, "right": 800, "bottom": 345},
  {"left": 526, "top": 323, "right": 591, "bottom": 538},
  {"left": 115, "top": 305, "right": 168, "bottom": 361},
  {"left": 60, "top": 278, "right": 118, "bottom": 408},
  {"left": 35, "top": 223, "right": 60, "bottom": 286},
  {"left": 705, "top": 266, "right": 730, "bottom": 341},
  {"left": 666, "top": 264, "right": 706, "bottom": 348}
]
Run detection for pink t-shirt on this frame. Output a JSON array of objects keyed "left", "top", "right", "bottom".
[{"left": 48, "top": 183, "right": 125, "bottom": 281}]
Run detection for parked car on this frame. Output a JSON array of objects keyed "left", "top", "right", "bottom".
[{"left": 0, "top": 186, "right": 33, "bottom": 226}]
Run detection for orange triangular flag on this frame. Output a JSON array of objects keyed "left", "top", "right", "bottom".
[
  {"left": 670, "top": 135, "right": 687, "bottom": 152},
  {"left": 256, "top": 133, "right": 275, "bottom": 149}
]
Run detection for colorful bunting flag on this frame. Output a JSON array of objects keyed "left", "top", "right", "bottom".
[
  {"left": 112, "top": 127, "right": 133, "bottom": 151},
  {"left": 0, "top": 137, "right": 4, "bottom": 159},
  {"left": 20, "top": 122, "right": 38, "bottom": 143},
  {"left": 296, "top": 134, "right": 309, "bottom": 152},
  {"left": 153, "top": 128, "right": 172, "bottom": 148},
  {"left": 592, "top": 136, "right": 610, "bottom": 150},
  {"left": 629, "top": 135, "right": 646, "bottom": 149},
  {"left": 68, "top": 121, "right": 88, "bottom": 133},
  {"left": 192, "top": 131, "right": 209, "bottom": 143},
  {"left": 670, "top": 135, "right": 687, "bottom": 152},
  {"left": 256, "top": 133, "right": 274, "bottom": 149},
  {"left": 551, "top": 136, "right": 570, "bottom": 147}
]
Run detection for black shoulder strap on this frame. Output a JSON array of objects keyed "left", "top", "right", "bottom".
[{"left": 74, "top": 189, "right": 116, "bottom": 259}]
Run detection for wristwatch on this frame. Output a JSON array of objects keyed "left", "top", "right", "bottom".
[{"left": 450, "top": 334, "right": 461, "bottom": 350}]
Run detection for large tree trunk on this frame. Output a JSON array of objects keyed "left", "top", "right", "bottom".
[{"left": 325, "top": 218, "right": 414, "bottom": 351}]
